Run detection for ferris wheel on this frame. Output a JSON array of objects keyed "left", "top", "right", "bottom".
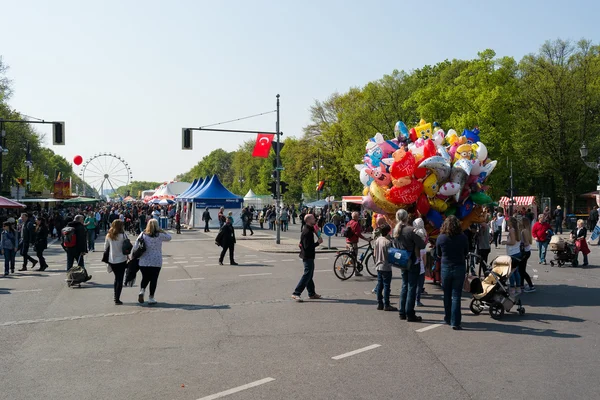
[{"left": 79, "top": 153, "right": 133, "bottom": 198}]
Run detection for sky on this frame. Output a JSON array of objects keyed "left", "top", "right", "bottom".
[{"left": 1, "top": 0, "right": 598, "bottom": 187}]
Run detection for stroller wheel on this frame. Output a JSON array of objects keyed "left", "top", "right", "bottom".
[
  {"left": 518, "top": 307, "right": 525, "bottom": 316},
  {"left": 489, "top": 302, "right": 505, "bottom": 320},
  {"left": 469, "top": 299, "right": 483, "bottom": 315},
  {"left": 550, "top": 261, "right": 555, "bottom": 267}
]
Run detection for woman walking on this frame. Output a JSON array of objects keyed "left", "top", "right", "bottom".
[
  {"left": 1, "top": 222, "right": 17, "bottom": 276},
  {"left": 435, "top": 215, "right": 469, "bottom": 330},
  {"left": 394, "top": 209, "right": 426, "bottom": 322},
  {"left": 133, "top": 219, "right": 172, "bottom": 305},
  {"left": 505, "top": 218, "right": 522, "bottom": 293},
  {"left": 104, "top": 220, "right": 129, "bottom": 305},
  {"left": 34, "top": 217, "right": 49, "bottom": 271},
  {"left": 519, "top": 218, "right": 536, "bottom": 292}
]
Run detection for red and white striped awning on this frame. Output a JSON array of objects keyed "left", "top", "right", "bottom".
[{"left": 499, "top": 196, "right": 536, "bottom": 206}]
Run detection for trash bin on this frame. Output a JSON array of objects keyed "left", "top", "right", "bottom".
[
  {"left": 566, "top": 214, "right": 577, "bottom": 231},
  {"left": 159, "top": 217, "right": 169, "bottom": 230}
]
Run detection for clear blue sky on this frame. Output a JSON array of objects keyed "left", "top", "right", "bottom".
[{"left": 2, "top": 0, "right": 598, "bottom": 185}]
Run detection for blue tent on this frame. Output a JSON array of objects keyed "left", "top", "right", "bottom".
[
  {"left": 176, "top": 178, "right": 201, "bottom": 200},
  {"left": 182, "top": 176, "right": 210, "bottom": 201},
  {"left": 191, "top": 175, "right": 242, "bottom": 205}
]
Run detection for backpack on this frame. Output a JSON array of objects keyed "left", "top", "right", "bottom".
[
  {"left": 343, "top": 226, "right": 354, "bottom": 239},
  {"left": 61, "top": 227, "right": 77, "bottom": 248}
]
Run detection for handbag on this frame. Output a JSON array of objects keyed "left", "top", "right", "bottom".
[
  {"left": 102, "top": 247, "right": 110, "bottom": 263},
  {"left": 387, "top": 238, "right": 412, "bottom": 270},
  {"left": 131, "top": 234, "right": 146, "bottom": 259},
  {"left": 122, "top": 233, "right": 133, "bottom": 255}
]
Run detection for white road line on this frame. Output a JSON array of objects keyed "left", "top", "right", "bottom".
[
  {"left": 316, "top": 257, "right": 329, "bottom": 260},
  {"left": 162, "top": 266, "right": 178, "bottom": 269},
  {"left": 239, "top": 273, "right": 272, "bottom": 277},
  {"left": 315, "top": 269, "right": 330, "bottom": 272},
  {"left": 415, "top": 324, "right": 443, "bottom": 333},
  {"left": 281, "top": 259, "right": 294, "bottom": 262},
  {"left": 167, "top": 278, "right": 205, "bottom": 282},
  {"left": 332, "top": 344, "right": 381, "bottom": 360},
  {"left": 11, "top": 289, "right": 43, "bottom": 294},
  {"left": 184, "top": 265, "right": 203, "bottom": 268},
  {"left": 172, "top": 257, "right": 186, "bottom": 259},
  {"left": 196, "top": 377, "right": 275, "bottom": 400},
  {"left": 263, "top": 260, "right": 276, "bottom": 263},
  {"left": 208, "top": 256, "right": 219, "bottom": 259},
  {"left": 191, "top": 257, "right": 204, "bottom": 259},
  {"left": 173, "top": 261, "right": 188, "bottom": 264}
]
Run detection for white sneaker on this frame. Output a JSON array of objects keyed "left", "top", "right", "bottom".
[
  {"left": 148, "top": 297, "right": 157, "bottom": 305},
  {"left": 291, "top": 295, "right": 303, "bottom": 302}
]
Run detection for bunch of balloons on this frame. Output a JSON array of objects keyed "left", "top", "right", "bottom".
[{"left": 356, "top": 119, "right": 496, "bottom": 238}]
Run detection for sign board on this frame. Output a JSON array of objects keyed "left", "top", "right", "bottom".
[{"left": 323, "top": 223, "right": 337, "bottom": 237}]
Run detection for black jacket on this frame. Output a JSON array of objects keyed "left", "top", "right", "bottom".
[
  {"left": 395, "top": 225, "right": 426, "bottom": 264},
  {"left": 299, "top": 225, "right": 319, "bottom": 260},
  {"left": 22, "top": 220, "right": 35, "bottom": 246},
  {"left": 202, "top": 211, "right": 212, "bottom": 222},
  {"left": 216, "top": 224, "right": 236, "bottom": 247},
  {"left": 67, "top": 221, "right": 87, "bottom": 254},
  {"left": 35, "top": 226, "right": 49, "bottom": 250}
]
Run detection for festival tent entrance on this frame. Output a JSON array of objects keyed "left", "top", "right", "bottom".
[
  {"left": 183, "top": 175, "right": 243, "bottom": 228},
  {"left": 498, "top": 196, "right": 537, "bottom": 217},
  {"left": 176, "top": 177, "right": 208, "bottom": 226}
]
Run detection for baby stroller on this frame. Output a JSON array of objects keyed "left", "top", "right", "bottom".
[
  {"left": 549, "top": 236, "right": 578, "bottom": 268},
  {"left": 466, "top": 255, "right": 525, "bottom": 319}
]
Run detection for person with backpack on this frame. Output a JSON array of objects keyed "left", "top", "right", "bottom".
[
  {"left": 345, "top": 211, "right": 371, "bottom": 277},
  {"left": 202, "top": 207, "right": 212, "bottom": 232},
  {"left": 1, "top": 222, "right": 17, "bottom": 276},
  {"left": 104, "top": 219, "right": 129, "bottom": 305},
  {"left": 215, "top": 216, "right": 238, "bottom": 265},
  {"left": 18, "top": 213, "right": 38, "bottom": 271},
  {"left": 62, "top": 215, "right": 88, "bottom": 271}
]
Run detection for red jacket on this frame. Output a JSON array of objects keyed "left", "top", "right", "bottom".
[
  {"left": 532, "top": 221, "right": 551, "bottom": 242},
  {"left": 345, "top": 220, "right": 362, "bottom": 244}
]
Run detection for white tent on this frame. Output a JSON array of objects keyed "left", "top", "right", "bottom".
[
  {"left": 244, "top": 189, "right": 272, "bottom": 208},
  {"left": 153, "top": 182, "right": 191, "bottom": 198}
]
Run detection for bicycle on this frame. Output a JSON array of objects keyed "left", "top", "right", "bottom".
[{"left": 333, "top": 242, "right": 377, "bottom": 280}]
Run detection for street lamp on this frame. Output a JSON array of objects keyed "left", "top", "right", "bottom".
[
  {"left": 579, "top": 142, "right": 600, "bottom": 188},
  {"left": 312, "top": 149, "right": 324, "bottom": 200}
]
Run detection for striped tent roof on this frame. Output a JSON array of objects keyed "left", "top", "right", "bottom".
[{"left": 499, "top": 196, "right": 536, "bottom": 206}]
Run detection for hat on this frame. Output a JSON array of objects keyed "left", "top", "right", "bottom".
[{"left": 557, "top": 205, "right": 561, "bottom": 209}]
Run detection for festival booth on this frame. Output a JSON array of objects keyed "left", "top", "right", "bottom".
[
  {"left": 140, "top": 190, "right": 156, "bottom": 201},
  {"left": 498, "top": 196, "right": 537, "bottom": 217},
  {"left": 152, "top": 181, "right": 190, "bottom": 200},
  {"left": 243, "top": 189, "right": 272, "bottom": 209},
  {"left": 184, "top": 175, "right": 243, "bottom": 228},
  {"left": 176, "top": 178, "right": 207, "bottom": 226}
]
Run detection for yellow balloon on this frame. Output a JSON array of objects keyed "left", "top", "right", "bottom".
[
  {"left": 370, "top": 181, "right": 403, "bottom": 214},
  {"left": 363, "top": 186, "right": 370, "bottom": 196},
  {"left": 423, "top": 174, "right": 439, "bottom": 197},
  {"left": 429, "top": 197, "right": 448, "bottom": 212}
]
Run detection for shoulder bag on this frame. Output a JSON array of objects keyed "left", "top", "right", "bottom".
[
  {"left": 131, "top": 233, "right": 147, "bottom": 259},
  {"left": 387, "top": 237, "right": 412, "bottom": 270},
  {"left": 122, "top": 233, "right": 133, "bottom": 255}
]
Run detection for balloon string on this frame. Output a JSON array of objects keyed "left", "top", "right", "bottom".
[{"left": 200, "top": 110, "right": 276, "bottom": 129}]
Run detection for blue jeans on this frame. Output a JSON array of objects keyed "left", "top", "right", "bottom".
[
  {"left": 441, "top": 264, "right": 465, "bottom": 327},
  {"left": 416, "top": 273, "right": 425, "bottom": 302},
  {"left": 3, "top": 249, "right": 15, "bottom": 274},
  {"left": 87, "top": 229, "right": 96, "bottom": 251},
  {"left": 294, "top": 259, "right": 316, "bottom": 297},
  {"left": 399, "top": 263, "right": 420, "bottom": 317},
  {"left": 376, "top": 270, "right": 392, "bottom": 307},
  {"left": 537, "top": 240, "right": 548, "bottom": 263}
]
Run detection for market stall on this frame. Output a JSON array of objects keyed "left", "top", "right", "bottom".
[
  {"left": 498, "top": 196, "right": 537, "bottom": 217},
  {"left": 186, "top": 175, "right": 243, "bottom": 228}
]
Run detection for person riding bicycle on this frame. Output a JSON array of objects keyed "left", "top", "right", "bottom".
[{"left": 345, "top": 211, "right": 371, "bottom": 276}]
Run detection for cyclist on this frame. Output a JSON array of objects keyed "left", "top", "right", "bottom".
[{"left": 345, "top": 211, "right": 371, "bottom": 276}]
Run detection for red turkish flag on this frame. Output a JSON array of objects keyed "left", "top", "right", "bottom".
[{"left": 252, "top": 133, "right": 275, "bottom": 158}]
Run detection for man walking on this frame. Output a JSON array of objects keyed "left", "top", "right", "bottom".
[
  {"left": 292, "top": 214, "right": 323, "bottom": 302},
  {"left": 18, "top": 213, "right": 37, "bottom": 271},
  {"left": 553, "top": 205, "right": 564, "bottom": 234},
  {"left": 63, "top": 215, "right": 87, "bottom": 271},
  {"left": 202, "top": 207, "right": 212, "bottom": 232},
  {"left": 215, "top": 216, "right": 238, "bottom": 265},
  {"left": 242, "top": 207, "right": 254, "bottom": 236}
]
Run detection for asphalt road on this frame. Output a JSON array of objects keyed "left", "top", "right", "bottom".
[{"left": 1, "top": 223, "right": 599, "bottom": 400}]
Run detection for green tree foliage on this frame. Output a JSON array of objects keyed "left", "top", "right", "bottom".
[{"left": 114, "top": 181, "right": 162, "bottom": 198}]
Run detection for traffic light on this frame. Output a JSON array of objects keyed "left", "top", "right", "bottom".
[
  {"left": 268, "top": 181, "right": 277, "bottom": 198},
  {"left": 53, "top": 122, "right": 65, "bottom": 145},
  {"left": 271, "top": 170, "right": 279, "bottom": 180},
  {"left": 280, "top": 181, "right": 289, "bottom": 194},
  {"left": 182, "top": 128, "right": 193, "bottom": 150}
]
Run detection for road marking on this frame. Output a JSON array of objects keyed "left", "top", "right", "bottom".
[
  {"left": 191, "top": 256, "right": 204, "bottom": 259},
  {"left": 315, "top": 269, "right": 330, "bottom": 272},
  {"left": 244, "top": 255, "right": 257, "bottom": 258},
  {"left": 281, "top": 259, "right": 294, "bottom": 262},
  {"left": 263, "top": 260, "right": 276, "bottom": 263},
  {"left": 162, "top": 266, "right": 178, "bottom": 269},
  {"left": 316, "top": 257, "right": 329, "bottom": 260},
  {"left": 173, "top": 261, "right": 188, "bottom": 264},
  {"left": 416, "top": 323, "right": 443, "bottom": 333},
  {"left": 208, "top": 256, "right": 219, "bottom": 259},
  {"left": 11, "top": 289, "right": 43, "bottom": 294},
  {"left": 533, "top": 275, "right": 539, "bottom": 280},
  {"left": 184, "top": 265, "right": 204, "bottom": 268},
  {"left": 172, "top": 257, "right": 186, "bottom": 259},
  {"left": 206, "top": 264, "right": 219, "bottom": 267},
  {"left": 196, "top": 377, "right": 275, "bottom": 400},
  {"left": 239, "top": 273, "right": 272, "bottom": 277},
  {"left": 332, "top": 344, "right": 381, "bottom": 360},
  {"left": 167, "top": 278, "right": 205, "bottom": 282}
]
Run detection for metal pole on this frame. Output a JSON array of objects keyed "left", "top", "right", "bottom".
[
  {"left": 275, "top": 94, "right": 281, "bottom": 245},
  {"left": 0, "top": 122, "right": 4, "bottom": 191},
  {"left": 509, "top": 161, "right": 514, "bottom": 216},
  {"left": 317, "top": 149, "right": 320, "bottom": 201},
  {"left": 26, "top": 141, "right": 30, "bottom": 195}
]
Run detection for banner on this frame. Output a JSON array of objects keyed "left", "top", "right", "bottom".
[
  {"left": 54, "top": 180, "right": 71, "bottom": 198},
  {"left": 252, "top": 133, "right": 275, "bottom": 158}
]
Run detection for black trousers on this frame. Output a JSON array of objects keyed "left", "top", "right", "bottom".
[
  {"left": 519, "top": 250, "right": 534, "bottom": 288},
  {"left": 140, "top": 267, "right": 161, "bottom": 297},
  {"left": 219, "top": 244, "right": 235, "bottom": 264},
  {"left": 204, "top": 221, "right": 210, "bottom": 232},
  {"left": 36, "top": 248, "right": 48, "bottom": 269},
  {"left": 492, "top": 230, "right": 501, "bottom": 247},
  {"left": 109, "top": 262, "right": 127, "bottom": 301},
  {"left": 22, "top": 245, "right": 37, "bottom": 267},
  {"left": 477, "top": 248, "right": 490, "bottom": 277},
  {"left": 243, "top": 222, "right": 253, "bottom": 235}
]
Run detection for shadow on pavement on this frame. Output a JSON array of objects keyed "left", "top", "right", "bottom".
[
  {"left": 231, "top": 263, "right": 273, "bottom": 268},
  {"left": 463, "top": 321, "right": 581, "bottom": 338},
  {"left": 525, "top": 285, "right": 600, "bottom": 307},
  {"left": 131, "top": 303, "right": 231, "bottom": 311}
]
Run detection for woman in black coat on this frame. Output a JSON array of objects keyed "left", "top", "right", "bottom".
[
  {"left": 215, "top": 216, "right": 238, "bottom": 265},
  {"left": 34, "top": 217, "right": 49, "bottom": 271}
]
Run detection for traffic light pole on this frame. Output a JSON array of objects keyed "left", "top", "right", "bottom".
[{"left": 275, "top": 94, "right": 281, "bottom": 245}]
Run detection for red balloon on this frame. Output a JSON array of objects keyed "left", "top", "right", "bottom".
[
  {"left": 423, "top": 139, "right": 437, "bottom": 159},
  {"left": 413, "top": 166, "right": 428, "bottom": 180},
  {"left": 73, "top": 155, "right": 83, "bottom": 165},
  {"left": 416, "top": 194, "right": 430, "bottom": 216},
  {"left": 390, "top": 152, "right": 416, "bottom": 179},
  {"left": 387, "top": 179, "right": 423, "bottom": 205},
  {"left": 409, "top": 128, "right": 418, "bottom": 143}
]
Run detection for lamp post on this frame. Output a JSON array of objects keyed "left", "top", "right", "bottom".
[
  {"left": 579, "top": 143, "right": 600, "bottom": 190},
  {"left": 0, "top": 122, "right": 8, "bottom": 192},
  {"left": 312, "top": 149, "right": 324, "bottom": 201}
]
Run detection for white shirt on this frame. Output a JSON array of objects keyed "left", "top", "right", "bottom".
[{"left": 104, "top": 233, "right": 128, "bottom": 264}]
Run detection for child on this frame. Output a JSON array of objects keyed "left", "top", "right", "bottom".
[
  {"left": 372, "top": 216, "right": 389, "bottom": 293},
  {"left": 413, "top": 218, "right": 427, "bottom": 306},
  {"left": 373, "top": 224, "right": 397, "bottom": 311}
]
